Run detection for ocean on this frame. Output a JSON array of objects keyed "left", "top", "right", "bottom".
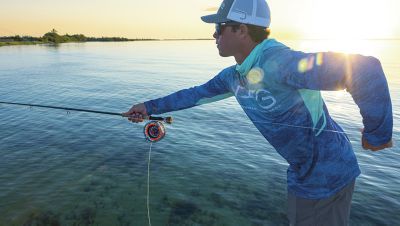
[{"left": 0, "top": 39, "right": 399, "bottom": 225}]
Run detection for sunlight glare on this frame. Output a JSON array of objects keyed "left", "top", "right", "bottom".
[
  {"left": 309, "top": 0, "right": 394, "bottom": 40},
  {"left": 298, "top": 39, "right": 382, "bottom": 55}
]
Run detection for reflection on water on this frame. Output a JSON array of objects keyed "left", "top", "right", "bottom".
[{"left": 0, "top": 40, "right": 399, "bottom": 225}]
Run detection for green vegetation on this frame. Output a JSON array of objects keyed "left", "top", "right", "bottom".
[
  {"left": 0, "top": 41, "right": 44, "bottom": 47},
  {"left": 0, "top": 29, "right": 157, "bottom": 47}
]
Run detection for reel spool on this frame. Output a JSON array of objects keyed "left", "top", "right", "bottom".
[{"left": 144, "top": 121, "right": 166, "bottom": 142}]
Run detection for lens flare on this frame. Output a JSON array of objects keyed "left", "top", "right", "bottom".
[
  {"left": 247, "top": 67, "right": 264, "bottom": 84},
  {"left": 316, "top": 53, "right": 323, "bottom": 66},
  {"left": 298, "top": 55, "right": 315, "bottom": 73}
]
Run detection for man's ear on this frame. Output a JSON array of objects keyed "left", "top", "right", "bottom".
[{"left": 238, "top": 24, "right": 249, "bottom": 38}]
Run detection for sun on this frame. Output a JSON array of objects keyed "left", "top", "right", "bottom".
[{"left": 294, "top": 0, "right": 398, "bottom": 54}]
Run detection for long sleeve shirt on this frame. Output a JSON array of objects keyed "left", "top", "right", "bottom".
[{"left": 144, "top": 39, "right": 393, "bottom": 199}]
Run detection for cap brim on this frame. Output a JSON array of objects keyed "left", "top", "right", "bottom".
[{"left": 201, "top": 14, "right": 230, "bottom": 24}]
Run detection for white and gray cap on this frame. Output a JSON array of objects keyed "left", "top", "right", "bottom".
[{"left": 201, "top": 0, "right": 271, "bottom": 28}]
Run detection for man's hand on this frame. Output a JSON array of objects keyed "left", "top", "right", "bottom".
[
  {"left": 361, "top": 130, "right": 393, "bottom": 151},
  {"left": 122, "top": 103, "right": 148, "bottom": 123}
]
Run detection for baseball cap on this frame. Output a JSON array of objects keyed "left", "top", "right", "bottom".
[{"left": 201, "top": 0, "right": 271, "bottom": 28}]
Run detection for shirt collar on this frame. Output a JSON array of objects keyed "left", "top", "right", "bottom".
[{"left": 235, "top": 38, "right": 284, "bottom": 76}]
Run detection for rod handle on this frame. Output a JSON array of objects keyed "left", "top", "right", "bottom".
[
  {"left": 148, "top": 116, "right": 173, "bottom": 124},
  {"left": 122, "top": 114, "right": 173, "bottom": 124}
]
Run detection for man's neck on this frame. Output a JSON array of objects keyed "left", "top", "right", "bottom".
[{"left": 234, "top": 41, "right": 259, "bottom": 65}]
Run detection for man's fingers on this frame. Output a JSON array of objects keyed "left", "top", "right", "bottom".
[
  {"left": 127, "top": 117, "right": 142, "bottom": 123},
  {"left": 123, "top": 103, "right": 148, "bottom": 123},
  {"left": 126, "top": 113, "right": 145, "bottom": 123}
]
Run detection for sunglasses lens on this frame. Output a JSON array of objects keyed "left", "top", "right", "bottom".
[{"left": 215, "top": 24, "right": 221, "bottom": 35}]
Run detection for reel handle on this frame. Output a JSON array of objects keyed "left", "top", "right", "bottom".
[
  {"left": 122, "top": 114, "right": 173, "bottom": 124},
  {"left": 148, "top": 116, "right": 173, "bottom": 124}
]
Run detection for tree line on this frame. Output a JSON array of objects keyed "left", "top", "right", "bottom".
[{"left": 0, "top": 29, "right": 156, "bottom": 44}]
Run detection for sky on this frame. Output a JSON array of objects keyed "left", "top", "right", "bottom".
[{"left": 0, "top": 0, "right": 399, "bottom": 40}]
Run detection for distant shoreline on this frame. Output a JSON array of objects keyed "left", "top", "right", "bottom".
[
  {"left": 0, "top": 38, "right": 214, "bottom": 47},
  {"left": 0, "top": 29, "right": 214, "bottom": 47},
  {"left": 2, "top": 38, "right": 399, "bottom": 48}
]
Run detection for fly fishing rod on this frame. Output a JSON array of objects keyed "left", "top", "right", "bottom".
[{"left": 0, "top": 101, "right": 172, "bottom": 142}]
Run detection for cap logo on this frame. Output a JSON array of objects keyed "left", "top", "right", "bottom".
[{"left": 220, "top": 2, "right": 225, "bottom": 10}]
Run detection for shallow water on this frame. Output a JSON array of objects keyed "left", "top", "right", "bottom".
[{"left": 0, "top": 40, "right": 399, "bottom": 225}]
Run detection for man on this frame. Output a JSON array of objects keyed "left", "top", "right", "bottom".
[{"left": 123, "top": 0, "right": 393, "bottom": 225}]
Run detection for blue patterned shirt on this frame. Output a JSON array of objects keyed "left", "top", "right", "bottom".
[{"left": 144, "top": 39, "right": 392, "bottom": 199}]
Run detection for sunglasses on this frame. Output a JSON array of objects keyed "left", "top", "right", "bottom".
[{"left": 215, "top": 21, "right": 242, "bottom": 36}]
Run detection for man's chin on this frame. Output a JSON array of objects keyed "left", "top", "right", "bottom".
[{"left": 218, "top": 51, "right": 229, "bottom": 57}]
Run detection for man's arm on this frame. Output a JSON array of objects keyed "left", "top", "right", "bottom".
[
  {"left": 278, "top": 51, "right": 393, "bottom": 151},
  {"left": 123, "top": 67, "right": 235, "bottom": 121}
]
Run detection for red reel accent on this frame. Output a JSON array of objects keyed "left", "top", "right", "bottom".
[{"left": 144, "top": 121, "right": 166, "bottom": 142}]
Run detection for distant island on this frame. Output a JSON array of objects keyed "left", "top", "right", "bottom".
[
  {"left": 0, "top": 29, "right": 214, "bottom": 47},
  {"left": 0, "top": 29, "right": 159, "bottom": 47}
]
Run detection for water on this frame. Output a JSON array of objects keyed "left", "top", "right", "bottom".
[{"left": 0, "top": 40, "right": 398, "bottom": 226}]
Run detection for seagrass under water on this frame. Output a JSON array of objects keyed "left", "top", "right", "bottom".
[{"left": 0, "top": 40, "right": 399, "bottom": 225}]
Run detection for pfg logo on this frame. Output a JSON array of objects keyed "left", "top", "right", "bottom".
[
  {"left": 256, "top": 89, "right": 276, "bottom": 110},
  {"left": 235, "top": 86, "right": 277, "bottom": 110}
]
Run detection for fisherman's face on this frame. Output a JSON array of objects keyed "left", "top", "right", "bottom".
[{"left": 213, "top": 23, "right": 240, "bottom": 57}]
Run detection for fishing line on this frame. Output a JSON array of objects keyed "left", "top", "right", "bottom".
[
  {"left": 253, "top": 121, "right": 348, "bottom": 134},
  {"left": 1, "top": 100, "right": 361, "bottom": 226},
  {"left": 0, "top": 100, "right": 164, "bottom": 226},
  {"left": 147, "top": 142, "right": 153, "bottom": 226},
  {"left": 175, "top": 119, "right": 350, "bottom": 135},
  {"left": 0, "top": 101, "right": 352, "bottom": 135}
]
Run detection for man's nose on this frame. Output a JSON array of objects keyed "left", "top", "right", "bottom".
[{"left": 213, "top": 31, "right": 218, "bottom": 39}]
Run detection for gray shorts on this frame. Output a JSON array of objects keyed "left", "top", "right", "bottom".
[{"left": 288, "top": 180, "right": 355, "bottom": 226}]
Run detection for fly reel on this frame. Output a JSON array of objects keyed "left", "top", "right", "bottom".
[
  {"left": 142, "top": 116, "right": 172, "bottom": 142},
  {"left": 144, "top": 121, "right": 166, "bottom": 142}
]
